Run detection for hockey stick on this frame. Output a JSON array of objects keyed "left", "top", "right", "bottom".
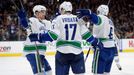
[
  {"left": 114, "top": 34, "right": 122, "bottom": 70},
  {"left": 115, "top": 57, "right": 122, "bottom": 70},
  {"left": 11, "top": 0, "right": 20, "bottom": 11},
  {"left": 84, "top": 47, "right": 91, "bottom": 62},
  {"left": 107, "top": 0, "right": 111, "bottom": 6}
]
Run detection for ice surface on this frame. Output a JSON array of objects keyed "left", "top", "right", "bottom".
[{"left": 0, "top": 53, "right": 134, "bottom": 75}]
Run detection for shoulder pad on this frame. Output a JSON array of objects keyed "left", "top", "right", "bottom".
[{"left": 29, "top": 17, "right": 38, "bottom": 22}]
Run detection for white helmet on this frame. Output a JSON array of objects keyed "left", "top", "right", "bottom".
[
  {"left": 33, "top": 5, "right": 46, "bottom": 15},
  {"left": 97, "top": 5, "right": 109, "bottom": 16},
  {"left": 59, "top": 1, "right": 72, "bottom": 12}
]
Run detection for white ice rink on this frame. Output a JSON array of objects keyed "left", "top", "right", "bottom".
[{"left": 0, "top": 53, "right": 134, "bottom": 75}]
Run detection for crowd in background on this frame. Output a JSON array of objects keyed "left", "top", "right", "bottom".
[{"left": 0, "top": 0, "right": 134, "bottom": 41}]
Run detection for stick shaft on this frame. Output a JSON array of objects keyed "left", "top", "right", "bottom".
[{"left": 85, "top": 47, "right": 91, "bottom": 62}]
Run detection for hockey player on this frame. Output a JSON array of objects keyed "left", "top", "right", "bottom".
[
  {"left": 76, "top": 5, "right": 117, "bottom": 75},
  {"left": 23, "top": 5, "right": 52, "bottom": 75},
  {"left": 28, "top": 1, "right": 103, "bottom": 75}
]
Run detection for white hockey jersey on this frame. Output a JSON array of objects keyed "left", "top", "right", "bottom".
[
  {"left": 93, "top": 15, "right": 115, "bottom": 48},
  {"left": 23, "top": 17, "right": 51, "bottom": 55},
  {"left": 50, "top": 14, "right": 92, "bottom": 55}
]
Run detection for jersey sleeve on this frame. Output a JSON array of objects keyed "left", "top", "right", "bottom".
[
  {"left": 47, "top": 18, "right": 60, "bottom": 40},
  {"left": 28, "top": 17, "right": 38, "bottom": 33},
  {"left": 80, "top": 24, "right": 95, "bottom": 43},
  {"left": 96, "top": 15, "right": 105, "bottom": 25},
  {"left": 88, "top": 13, "right": 104, "bottom": 26}
]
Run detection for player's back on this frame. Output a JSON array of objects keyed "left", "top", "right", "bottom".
[
  {"left": 52, "top": 14, "right": 84, "bottom": 54},
  {"left": 93, "top": 15, "right": 115, "bottom": 48},
  {"left": 55, "top": 14, "right": 82, "bottom": 41}
]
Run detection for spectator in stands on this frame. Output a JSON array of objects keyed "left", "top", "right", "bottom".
[
  {"left": 7, "top": 21, "right": 18, "bottom": 41},
  {"left": 0, "top": 0, "right": 134, "bottom": 40}
]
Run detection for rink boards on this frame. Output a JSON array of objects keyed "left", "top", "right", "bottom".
[{"left": 0, "top": 39, "right": 134, "bottom": 57}]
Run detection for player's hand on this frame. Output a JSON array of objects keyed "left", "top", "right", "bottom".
[
  {"left": 17, "top": 9, "right": 29, "bottom": 28},
  {"left": 91, "top": 38, "right": 103, "bottom": 51},
  {"left": 28, "top": 33, "right": 48, "bottom": 43},
  {"left": 39, "top": 32, "right": 53, "bottom": 42},
  {"left": 28, "top": 32, "right": 54, "bottom": 43},
  {"left": 28, "top": 33, "right": 39, "bottom": 42},
  {"left": 76, "top": 9, "right": 91, "bottom": 18}
]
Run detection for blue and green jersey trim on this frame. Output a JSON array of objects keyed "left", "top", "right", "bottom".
[
  {"left": 96, "top": 16, "right": 102, "bottom": 25},
  {"left": 82, "top": 31, "right": 93, "bottom": 40},
  {"left": 56, "top": 40, "right": 82, "bottom": 49},
  {"left": 82, "top": 31, "right": 95, "bottom": 43},
  {"left": 92, "top": 50, "right": 100, "bottom": 73},
  {"left": 82, "top": 31, "right": 114, "bottom": 43},
  {"left": 23, "top": 44, "right": 47, "bottom": 52},
  {"left": 90, "top": 13, "right": 102, "bottom": 25},
  {"left": 48, "top": 31, "right": 58, "bottom": 40}
]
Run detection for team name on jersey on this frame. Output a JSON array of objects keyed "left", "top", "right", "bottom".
[{"left": 62, "top": 17, "right": 78, "bottom": 22}]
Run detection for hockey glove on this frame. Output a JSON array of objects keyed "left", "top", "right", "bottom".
[
  {"left": 28, "top": 33, "right": 39, "bottom": 42},
  {"left": 18, "top": 9, "right": 29, "bottom": 28},
  {"left": 39, "top": 32, "right": 53, "bottom": 42},
  {"left": 76, "top": 9, "right": 91, "bottom": 18},
  {"left": 76, "top": 9, "right": 99, "bottom": 24},
  {"left": 29, "top": 32, "right": 53, "bottom": 43},
  {"left": 90, "top": 38, "right": 103, "bottom": 51}
]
